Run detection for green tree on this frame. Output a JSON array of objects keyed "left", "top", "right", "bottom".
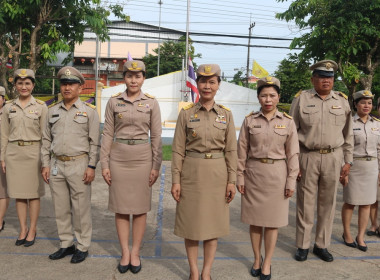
[
  {"left": 230, "top": 70, "right": 245, "bottom": 86},
  {"left": 0, "top": 0, "right": 127, "bottom": 98},
  {"left": 274, "top": 54, "right": 311, "bottom": 103},
  {"left": 142, "top": 36, "right": 201, "bottom": 78},
  {"left": 276, "top": 0, "right": 380, "bottom": 96}
]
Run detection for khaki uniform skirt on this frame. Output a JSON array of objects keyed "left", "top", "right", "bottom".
[
  {"left": 174, "top": 156, "right": 229, "bottom": 241},
  {"left": 5, "top": 143, "right": 44, "bottom": 199},
  {"left": 241, "top": 159, "right": 289, "bottom": 228},
  {"left": 344, "top": 159, "right": 378, "bottom": 205},
  {"left": 0, "top": 160, "right": 7, "bottom": 198},
  {"left": 109, "top": 142, "right": 152, "bottom": 214}
]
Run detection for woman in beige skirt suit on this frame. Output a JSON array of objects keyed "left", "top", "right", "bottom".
[
  {"left": 237, "top": 77, "right": 299, "bottom": 280},
  {"left": 341, "top": 90, "right": 380, "bottom": 251},
  {"left": 171, "top": 64, "right": 237, "bottom": 280},
  {"left": 1, "top": 69, "right": 47, "bottom": 246},
  {"left": 100, "top": 60, "right": 162, "bottom": 274},
  {"left": 0, "top": 86, "right": 9, "bottom": 232}
]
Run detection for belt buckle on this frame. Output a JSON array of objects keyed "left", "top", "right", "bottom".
[
  {"left": 18, "top": 141, "right": 24, "bottom": 146},
  {"left": 366, "top": 157, "right": 371, "bottom": 161},
  {"left": 267, "top": 159, "right": 274, "bottom": 164},
  {"left": 128, "top": 140, "right": 135, "bottom": 145},
  {"left": 63, "top": 156, "right": 70, "bottom": 161},
  {"left": 205, "top": 153, "right": 212, "bottom": 159},
  {"left": 261, "top": 159, "right": 268, "bottom": 163},
  {"left": 320, "top": 149, "right": 329, "bottom": 154}
]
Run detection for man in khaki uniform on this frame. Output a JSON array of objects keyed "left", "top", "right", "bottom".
[
  {"left": 41, "top": 66, "right": 100, "bottom": 263},
  {"left": 290, "top": 60, "right": 353, "bottom": 262}
]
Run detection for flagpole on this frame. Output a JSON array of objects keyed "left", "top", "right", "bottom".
[{"left": 184, "top": 0, "right": 190, "bottom": 101}]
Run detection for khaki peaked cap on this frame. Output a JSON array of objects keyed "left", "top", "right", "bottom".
[
  {"left": 353, "top": 90, "right": 374, "bottom": 101},
  {"left": 196, "top": 64, "right": 221, "bottom": 77},
  {"left": 310, "top": 60, "right": 338, "bottom": 77},
  {"left": 14, "top": 69, "right": 35, "bottom": 80},
  {"left": 57, "top": 66, "right": 85, "bottom": 85},
  {"left": 257, "top": 76, "right": 281, "bottom": 89},
  {"left": 123, "top": 60, "right": 146, "bottom": 72}
]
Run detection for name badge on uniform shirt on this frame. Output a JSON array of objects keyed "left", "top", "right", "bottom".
[
  {"left": 275, "top": 124, "right": 286, "bottom": 129},
  {"left": 371, "top": 128, "right": 379, "bottom": 131},
  {"left": 189, "top": 114, "right": 200, "bottom": 122},
  {"left": 332, "top": 105, "right": 342, "bottom": 109},
  {"left": 75, "top": 112, "right": 88, "bottom": 117},
  {"left": 116, "top": 101, "right": 126, "bottom": 107},
  {"left": 253, "top": 125, "right": 261, "bottom": 128},
  {"left": 52, "top": 114, "right": 59, "bottom": 117},
  {"left": 216, "top": 115, "right": 226, "bottom": 124},
  {"left": 10, "top": 107, "right": 16, "bottom": 113},
  {"left": 353, "top": 128, "right": 361, "bottom": 130},
  {"left": 189, "top": 119, "right": 200, "bottom": 122},
  {"left": 307, "top": 105, "right": 315, "bottom": 107}
]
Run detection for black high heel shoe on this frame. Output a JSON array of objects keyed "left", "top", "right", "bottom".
[
  {"left": 0, "top": 220, "right": 4, "bottom": 232},
  {"left": 24, "top": 232, "right": 37, "bottom": 247},
  {"left": 342, "top": 234, "right": 357, "bottom": 248},
  {"left": 117, "top": 262, "right": 129, "bottom": 273},
  {"left": 130, "top": 257, "right": 142, "bottom": 274},
  {"left": 260, "top": 266, "right": 271, "bottom": 280},
  {"left": 355, "top": 237, "right": 368, "bottom": 252},
  {"left": 251, "top": 255, "right": 263, "bottom": 277},
  {"left": 15, "top": 231, "right": 28, "bottom": 246}
]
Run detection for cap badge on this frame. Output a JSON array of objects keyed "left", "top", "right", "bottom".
[
  {"left": 363, "top": 90, "right": 372, "bottom": 96},
  {"left": 266, "top": 76, "right": 274, "bottom": 84},
  {"left": 325, "top": 62, "right": 331, "bottom": 70},
  {"left": 65, "top": 69, "right": 71, "bottom": 76},
  {"left": 19, "top": 69, "right": 27, "bottom": 77},
  {"left": 132, "top": 62, "right": 138, "bottom": 69},
  {"left": 205, "top": 66, "right": 212, "bottom": 74}
]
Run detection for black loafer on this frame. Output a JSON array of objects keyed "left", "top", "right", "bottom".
[
  {"left": 70, "top": 249, "right": 88, "bottom": 264},
  {"left": 260, "top": 266, "right": 271, "bottom": 280},
  {"left": 295, "top": 248, "right": 309, "bottom": 261},
  {"left": 0, "top": 220, "right": 4, "bottom": 232},
  {"left": 49, "top": 245, "right": 76, "bottom": 260},
  {"left": 342, "top": 234, "right": 356, "bottom": 248},
  {"left": 130, "top": 257, "right": 142, "bottom": 274},
  {"left": 313, "top": 245, "right": 333, "bottom": 262},
  {"left": 24, "top": 233, "right": 37, "bottom": 247},
  {"left": 251, "top": 255, "right": 263, "bottom": 277},
  {"left": 355, "top": 237, "right": 368, "bottom": 252},
  {"left": 117, "top": 262, "right": 129, "bottom": 273}
]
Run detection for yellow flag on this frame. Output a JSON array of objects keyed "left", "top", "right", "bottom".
[{"left": 252, "top": 60, "right": 269, "bottom": 78}]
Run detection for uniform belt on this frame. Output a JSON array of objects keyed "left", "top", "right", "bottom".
[
  {"left": 186, "top": 151, "right": 224, "bottom": 159},
  {"left": 304, "top": 148, "right": 335, "bottom": 154},
  {"left": 9, "top": 140, "right": 40, "bottom": 146},
  {"left": 251, "top": 158, "right": 285, "bottom": 164},
  {"left": 354, "top": 157, "right": 376, "bottom": 161},
  {"left": 54, "top": 154, "right": 87, "bottom": 162},
  {"left": 115, "top": 138, "right": 149, "bottom": 145}
]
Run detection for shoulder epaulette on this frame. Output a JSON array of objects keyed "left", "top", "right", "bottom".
[
  {"left": 338, "top": 91, "right": 348, "bottom": 100},
  {"left": 36, "top": 99, "right": 45, "bottom": 105},
  {"left": 294, "top": 90, "right": 303, "bottom": 98},
  {"left": 284, "top": 112, "right": 293, "bottom": 119},
  {"left": 144, "top": 93, "right": 155, "bottom": 99},
  {"left": 372, "top": 116, "right": 380, "bottom": 122},
  {"left": 5, "top": 99, "right": 13, "bottom": 104},
  {"left": 218, "top": 104, "right": 231, "bottom": 111},
  {"left": 85, "top": 103, "right": 96, "bottom": 109},
  {"left": 183, "top": 103, "right": 195, "bottom": 110},
  {"left": 48, "top": 102, "right": 56, "bottom": 108},
  {"left": 112, "top": 92, "right": 122, "bottom": 98}
]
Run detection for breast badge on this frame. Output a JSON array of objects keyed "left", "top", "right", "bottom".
[
  {"left": 192, "top": 129, "right": 197, "bottom": 137},
  {"left": 75, "top": 112, "right": 88, "bottom": 118},
  {"left": 216, "top": 115, "right": 226, "bottom": 124},
  {"left": 118, "top": 113, "right": 123, "bottom": 119},
  {"left": 189, "top": 114, "right": 200, "bottom": 122},
  {"left": 275, "top": 124, "right": 286, "bottom": 129}
]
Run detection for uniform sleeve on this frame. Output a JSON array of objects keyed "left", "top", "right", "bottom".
[
  {"left": 0, "top": 105, "right": 9, "bottom": 161},
  {"left": 41, "top": 106, "right": 51, "bottom": 167},
  {"left": 224, "top": 111, "right": 237, "bottom": 183},
  {"left": 39, "top": 105, "right": 48, "bottom": 137},
  {"left": 289, "top": 96, "right": 300, "bottom": 130},
  {"left": 285, "top": 120, "right": 300, "bottom": 191},
  {"left": 237, "top": 117, "right": 249, "bottom": 186},
  {"left": 171, "top": 109, "right": 187, "bottom": 184},
  {"left": 377, "top": 123, "right": 380, "bottom": 173},
  {"left": 150, "top": 99, "right": 162, "bottom": 170},
  {"left": 342, "top": 101, "right": 354, "bottom": 163},
  {"left": 100, "top": 100, "right": 115, "bottom": 169},
  {"left": 88, "top": 109, "right": 100, "bottom": 167}
]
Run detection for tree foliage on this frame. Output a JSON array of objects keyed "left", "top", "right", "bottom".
[
  {"left": 0, "top": 0, "right": 127, "bottom": 98},
  {"left": 142, "top": 36, "right": 201, "bottom": 78},
  {"left": 276, "top": 0, "right": 380, "bottom": 96}
]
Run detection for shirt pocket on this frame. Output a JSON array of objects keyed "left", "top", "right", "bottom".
[
  {"left": 273, "top": 127, "right": 287, "bottom": 146},
  {"left": 114, "top": 108, "right": 128, "bottom": 121},
  {"left": 136, "top": 107, "right": 151, "bottom": 123},
  {"left": 369, "top": 129, "right": 380, "bottom": 147},
  {"left": 25, "top": 113, "right": 40, "bottom": 129},
  {"left": 186, "top": 121, "right": 201, "bottom": 139},
  {"left": 213, "top": 121, "right": 227, "bottom": 139},
  {"left": 353, "top": 129, "right": 363, "bottom": 146},
  {"left": 302, "top": 106, "right": 320, "bottom": 125},
  {"left": 329, "top": 107, "right": 346, "bottom": 126},
  {"left": 73, "top": 116, "right": 88, "bottom": 134}
]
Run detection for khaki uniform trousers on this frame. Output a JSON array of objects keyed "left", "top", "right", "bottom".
[
  {"left": 49, "top": 156, "right": 92, "bottom": 252},
  {"left": 296, "top": 148, "right": 343, "bottom": 249}
]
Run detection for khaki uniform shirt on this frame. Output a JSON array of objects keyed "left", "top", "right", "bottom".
[
  {"left": 172, "top": 102, "right": 237, "bottom": 184},
  {"left": 290, "top": 88, "right": 353, "bottom": 163},
  {"left": 352, "top": 114, "right": 380, "bottom": 170},
  {"left": 41, "top": 99, "right": 100, "bottom": 167},
  {"left": 1, "top": 96, "right": 48, "bottom": 160},
  {"left": 100, "top": 91, "right": 162, "bottom": 170},
  {"left": 237, "top": 110, "right": 299, "bottom": 190}
]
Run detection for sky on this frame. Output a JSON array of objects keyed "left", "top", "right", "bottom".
[{"left": 102, "top": 0, "right": 302, "bottom": 79}]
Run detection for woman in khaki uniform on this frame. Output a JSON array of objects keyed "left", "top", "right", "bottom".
[
  {"left": 237, "top": 77, "right": 299, "bottom": 280},
  {"left": 171, "top": 64, "right": 237, "bottom": 280},
  {"left": 100, "top": 60, "right": 162, "bottom": 274},
  {"left": 1, "top": 69, "right": 47, "bottom": 246},
  {"left": 0, "top": 86, "right": 9, "bottom": 232},
  {"left": 341, "top": 90, "right": 380, "bottom": 251}
]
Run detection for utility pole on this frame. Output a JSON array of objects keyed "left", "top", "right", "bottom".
[
  {"left": 157, "top": 0, "right": 163, "bottom": 76},
  {"left": 246, "top": 20, "right": 255, "bottom": 87}
]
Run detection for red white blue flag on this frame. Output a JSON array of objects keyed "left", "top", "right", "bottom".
[{"left": 186, "top": 58, "right": 199, "bottom": 103}]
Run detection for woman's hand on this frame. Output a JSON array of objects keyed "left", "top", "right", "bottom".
[
  {"left": 41, "top": 167, "right": 50, "bottom": 184},
  {"left": 285, "top": 188, "right": 294, "bottom": 198},
  {"left": 225, "top": 183, "right": 236, "bottom": 203},
  {"left": 296, "top": 171, "right": 302, "bottom": 182},
  {"left": 340, "top": 175, "right": 349, "bottom": 187},
  {"left": 1, "top": 160, "right": 5, "bottom": 174},
  {"left": 171, "top": 183, "right": 181, "bottom": 202},
  {"left": 102, "top": 168, "right": 112, "bottom": 186},
  {"left": 237, "top": 185, "right": 245, "bottom": 194},
  {"left": 149, "top": 169, "right": 159, "bottom": 187}
]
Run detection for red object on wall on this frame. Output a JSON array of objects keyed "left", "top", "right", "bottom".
[
  {"left": 81, "top": 58, "right": 85, "bottom": 64},
  {"left": 90, "top": 59, "right": 95, "bottom": 64}
]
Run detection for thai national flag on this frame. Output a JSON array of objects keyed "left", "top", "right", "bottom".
[{"left": 186, "top": 58, "right": 199, "bottom": 103}]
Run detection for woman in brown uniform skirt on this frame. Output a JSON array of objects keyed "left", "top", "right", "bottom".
[
  {"left": 341, "top": 90, "right": 380, "bottom": 251},
  {"left": 237, "top": 77, "right": 299, "bottom": 280},
  {"left": 171, "top": 64, "right": 237, "bottom": 280},
  {"left": 1, "top": 69, "right": 47, "bottom": 246},
  {"left": 100, "top": 60, "right": 162, "bottom": 274},
  {"left": 0, "top": 86, "right": 9, "bottom": 232}
]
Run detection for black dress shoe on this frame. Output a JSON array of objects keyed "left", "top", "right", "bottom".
[
  {"left": 342, "top": 234, "right": 357, "bottom": 248},
  {"left": 355, "top": 237, "right": 368, "bottom": 252},
  {"left": 15, "top": 231, "right": 28, "bottom": 246},
  {"left": 130, "top": 257, "right": 142, "bottom": 274},
  {"left": 366, "top": 230, "right": 376, "bottom": 236},
  {"left": 49, "top": 245, "right": 76, "bottom": 260},
  {"left": 313, "top": 245, "right": 333, "bottom": 262},
  {"left": 0, "top": 220, "right": 4, "bottom": 232},
  {"left": 71, "top": 249, "right": 88, "bottom": 263},
  {"left": 24, "top": 233, "right": 37, "bottom": 247},
  {"left": 295, "top": 248, "right": 309, "bottom": 261},
  {"left": 117, "top": 262, "right": 129, "bottom": 273},
  {"left": 260, "top": 266, "right": 271, "bottom": 280},
  {"left": 251, "top": 255, "right": 263, "bottom": 277}
]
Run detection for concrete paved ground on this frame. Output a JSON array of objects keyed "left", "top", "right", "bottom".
[{"left": 0, "top": 161, "right": 379, "bottom": 279}]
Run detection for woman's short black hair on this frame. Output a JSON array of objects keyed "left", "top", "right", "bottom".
[
  {"left": 123, "top": 71, "right": 146, "bottom": 78},
  {"left": 196, "top": 75, "right": 221, "bottom": 83},
  {"left": 14, "top": 77, "right": 35, "bottom": 84},
  {"left": 257, "top": 85, "right": 280, "bottom": 96}
]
